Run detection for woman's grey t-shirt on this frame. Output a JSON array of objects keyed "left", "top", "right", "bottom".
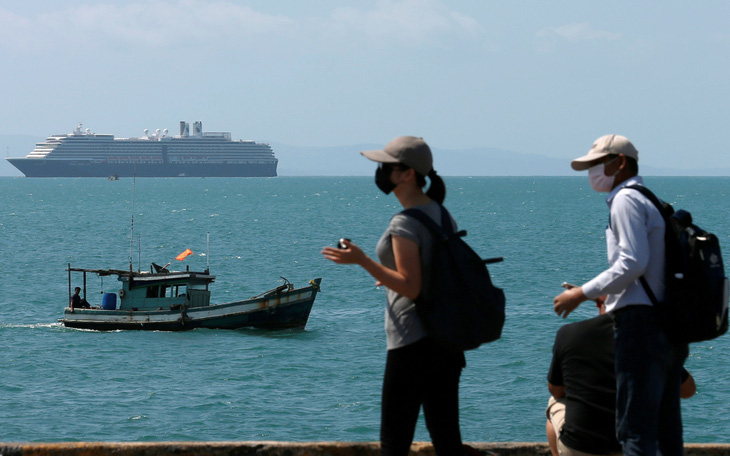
[{"left": 375, "top": 200, "right": 456, "bottom": 350}]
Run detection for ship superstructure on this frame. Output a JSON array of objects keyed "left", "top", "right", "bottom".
[{"left": 7, "top": 121, "right": 278, "bottom": 177}]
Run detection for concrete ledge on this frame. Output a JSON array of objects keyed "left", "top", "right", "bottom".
[{"left": 0, "top": 442, "right": 728, "bottom": 456}]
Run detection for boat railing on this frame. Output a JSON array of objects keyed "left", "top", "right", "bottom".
[{"left": 252, "top": 277, "right": 296, "bottom": 299}]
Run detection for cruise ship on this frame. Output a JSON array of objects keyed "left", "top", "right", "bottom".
[{"left": 6, "top": 121, "right": 278, "bottom": 177}]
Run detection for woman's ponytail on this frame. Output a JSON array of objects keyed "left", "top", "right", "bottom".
[{"left": 425, "top": 169, "right": 446, "bottom": 205}]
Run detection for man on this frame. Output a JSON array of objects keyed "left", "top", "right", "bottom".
[
  {"left": 70, "top": 287, "right": 90, "bottom": 311},
  {"left": 553, "top": 134, "right": 689, "bottom": 456},
  {"left": 546, "top": 301, "right": 697, "bottom": 456},
  {"left": 547, "top": 305, "right": 622, "bottom": 456}
]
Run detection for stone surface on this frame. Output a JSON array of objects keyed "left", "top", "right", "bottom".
[{"left": 0, "top": 442, "right": 728, "bottom": 456}]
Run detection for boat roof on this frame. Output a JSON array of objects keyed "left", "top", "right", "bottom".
[{"left": 67, "top": 267, "right": 215, "bottom": 281}]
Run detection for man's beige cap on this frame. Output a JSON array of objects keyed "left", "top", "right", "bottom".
[{"left": 571, "top": 134, "right": 639, "bottom": 171}]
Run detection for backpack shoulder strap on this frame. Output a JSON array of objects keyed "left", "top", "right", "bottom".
[
  {"left": 624, "top": 184, "right": 671, "bottom": 220},
  {"left": 400, "top": 205, "right": 504, "bottom": 265},
  {"left": 624, "top": 184, "right": 663, "bottom": 306},
  {"left": 400, "top": 205, "right": 449, "bottom": 239}
]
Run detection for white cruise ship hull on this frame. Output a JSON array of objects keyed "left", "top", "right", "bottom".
[{"left": 7, "top": 158, "right": 277, "bottom": 177}]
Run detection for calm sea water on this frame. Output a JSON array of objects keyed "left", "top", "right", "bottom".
[{"left": 1, "top": 176, "right": 729, "bottom": 443}]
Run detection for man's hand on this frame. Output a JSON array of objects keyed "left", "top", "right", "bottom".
[{"left": 553, "top": 286, "right": 588, "bottom": 318}]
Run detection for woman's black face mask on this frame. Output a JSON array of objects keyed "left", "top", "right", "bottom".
[{"left": 375, "top": 163, "right": 407, "bottom": 195}]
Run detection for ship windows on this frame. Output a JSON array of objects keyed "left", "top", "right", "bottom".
[
  {"left": 145, "top": 285, "right": 168, "bottom": 298},
  {"left": 145, "top": 285, "right": 186, "bottom": 298},
  {"left": 146, "top": 286, "right": 160, "bottom": 298}
]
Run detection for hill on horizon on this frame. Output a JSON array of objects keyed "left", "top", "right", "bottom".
[{"left": 272, "top": 143, "right": 730, "bottom": 177}]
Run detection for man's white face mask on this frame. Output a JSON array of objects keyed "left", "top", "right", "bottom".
[{"left": 588, "top": 158, "right": 619, "bottom": 193}]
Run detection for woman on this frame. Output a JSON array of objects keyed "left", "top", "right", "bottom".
[{"left": 321, "top": 136, "right": 466, "bottom": 456}]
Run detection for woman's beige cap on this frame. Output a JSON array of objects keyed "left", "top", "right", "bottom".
[
  {"left": 571, "top": 134, "right": 639, "bottom": 171},
  {"left": 361, "top": 136, "right": 433, "bottom": 176}
]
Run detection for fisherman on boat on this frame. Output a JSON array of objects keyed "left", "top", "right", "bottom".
[{"left": 69, "top": 287, "right": 91, "bottom": 312}]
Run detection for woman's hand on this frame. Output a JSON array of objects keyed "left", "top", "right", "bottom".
[
  {"left": 321, "top": 239, "right": 367, "bottom": 266},
  {"left": 321, "top": 236, "right": 422, "bottom": 300}
]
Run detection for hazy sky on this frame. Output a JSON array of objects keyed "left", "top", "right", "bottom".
[{"left": 1, "top": 1, "right": 729, "bottom": 170}]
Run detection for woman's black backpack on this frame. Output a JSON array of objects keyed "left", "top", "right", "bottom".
[{"left": 401, "top": 205, "right": 505, "bottom": 351}]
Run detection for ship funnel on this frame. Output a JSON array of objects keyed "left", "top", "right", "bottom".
[
  {"left": 180, "top": 121, "right": 189, "bottom": 137},
  {"left": 193, "top": 121, "right": 202, "bottom": 137}
]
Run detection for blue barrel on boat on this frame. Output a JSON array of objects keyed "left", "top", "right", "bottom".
[{"left": 102, "top": 293, "right": 117, "bottom": 310}]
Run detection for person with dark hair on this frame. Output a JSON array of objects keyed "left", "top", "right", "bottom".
[
  {"left": 70, "top": 287, "right": 91, "bottom": 312},
  {"left": 553, "top": 134, "right": 690, "bottom": 456},
  {"left": 321, "top": 136, "right": 465, "bottom": 456},
  {"left": 546, "top": 299, "right": 696, "bottom": 456}
]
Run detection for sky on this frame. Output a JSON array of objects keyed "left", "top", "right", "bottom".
[{"left": 1, "top": 0, "right": 729, "bottom": 172}]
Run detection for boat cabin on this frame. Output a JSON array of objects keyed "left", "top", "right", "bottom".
[{"left": 67, "top": 264, "right": 215, "bottom": 311}]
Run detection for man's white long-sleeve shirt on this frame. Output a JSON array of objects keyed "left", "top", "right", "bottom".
[{"left": 582, "top": 176, "right": 666, "bottom": 313}]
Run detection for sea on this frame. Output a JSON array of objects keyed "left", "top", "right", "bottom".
[{"left": 1, "top": 176, "right": 729, "bottom": 444}]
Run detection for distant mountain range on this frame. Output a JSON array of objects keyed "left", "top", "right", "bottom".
[
  {"left": 272, "top": 143, "right": 730, "bottom": 177},
  {"left": 1, "top": 135, "right": 727, "bottom": 177}
]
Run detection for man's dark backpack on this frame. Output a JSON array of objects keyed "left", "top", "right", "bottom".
[
  {"left": 627, "top": 185, "right": 729, "bottom": 344},
  {"left": 401, "top": 205, "right": 506, "bottom": 351}
]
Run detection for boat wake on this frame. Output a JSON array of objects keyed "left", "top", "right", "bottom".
[{"left": 0, "top": 322, "right": 64, "bottom": 330}]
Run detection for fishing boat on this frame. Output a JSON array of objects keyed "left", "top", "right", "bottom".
[{"left": 61, "top": 264, "right": 321, "bottom": 331}]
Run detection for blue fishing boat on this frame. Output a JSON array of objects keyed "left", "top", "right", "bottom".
[{"left": 61, "top": 264, "right": 321, "bottom": 331}]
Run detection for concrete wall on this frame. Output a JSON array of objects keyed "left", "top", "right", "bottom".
[{"left": 1, "top": 442, "right": 729, "bottom": 456}]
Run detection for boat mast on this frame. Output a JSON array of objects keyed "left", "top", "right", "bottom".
[{"left": 129, "top": 175, "right": 136, "bottom": 272}]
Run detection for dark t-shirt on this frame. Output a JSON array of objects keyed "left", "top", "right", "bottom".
[{"left": 548, "top": 314, "right": 622, "bottom": 454}]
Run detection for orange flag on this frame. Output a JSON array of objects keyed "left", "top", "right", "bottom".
[{"left": 175, "top": 248, "right": 193, "bottom": 261}]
